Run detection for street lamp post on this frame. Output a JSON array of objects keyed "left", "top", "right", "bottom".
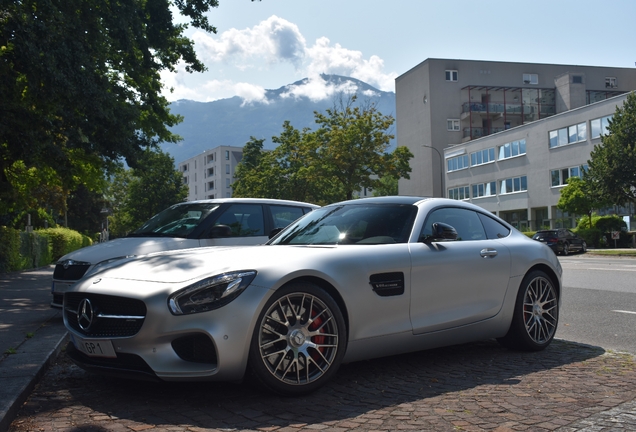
[{"left": 422, "top": 145, "right": 444, "bottom": 198}]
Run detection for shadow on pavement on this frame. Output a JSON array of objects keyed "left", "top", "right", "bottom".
[{"left": 13, "top": 338, "right": 631, "bottom": 432}]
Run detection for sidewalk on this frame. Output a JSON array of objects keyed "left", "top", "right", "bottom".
[{"left": 0, "top": 267, "right": 68, "bottom": 432}]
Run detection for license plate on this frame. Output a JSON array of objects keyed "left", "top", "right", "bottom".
[{"left": 71, "top": 335, "right": 117, "bottom": 358}]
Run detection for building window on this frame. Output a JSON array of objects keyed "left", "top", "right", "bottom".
[
  {"left": 226, "top": 178, "right": 231, "bottom": 188},
  {"left": 447, "top": 119, "right": 460, "bottom": 131},
  {"left": 194, "top": 160, "right": 197, "bottom": 169},
  {"left": 472, "top": 182, "right": 497, "bottom": 198},
  {"left": 500, "top": 176, "right": 527, "bottom": 194},
  {"left": 183, "top": 176, "right": 188, "bottom": 184},
  {"left": 206, "top": 154, "right": 214, "bottom": 164},
  {"left": 181, "top": 164, "right": 188, "bottom": 172},
  {"left": 445, "top": 70, "right": 458, "bottom": 82},
  {"left": 572, "top": 75, "right": 583, "bottom": 84},
  {"left": 448, "top": 186, "right": 470, "bottom": 200},
  {"left": 523, "top": 73, "right": 538, "bottom": 85},
  {"left": 590, "top": 115, "right": 612, "bottom": 138},
  {"left": 605, "top": 77, "right": 617, "bottom": 88},
  {"left": 551, "top": 165, "right": 588, "bottom": 187},
  {"left": 207, "top": 167, "right": 214, "bottom": 176},
  {"left": 207, "top": 181, "right": 214, "bottom": 191},
  {"left": 471, "top": 148, "right": 495, "bottom": 166},
  {"left": 208, "top": 194, "right": 215, "bottom": 199},
  {"left": 226, "top": 164, "right": 230, "bottom": 174},
  {"left": 225, "top": 150, "right": 230, "bottom": 160},
  {"left": 446, "top": 154, "right": 469, "bottom": 172},
  {"left": 549, "top": 123, "right": 587, "bottom": 148},
  {"left": 498, "top": 139, "right": 526, "bottom": 160},
  {"left": 194, "top": 173, "right": 197, "bottom": 182}
]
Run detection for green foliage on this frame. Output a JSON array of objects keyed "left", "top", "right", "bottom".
[
  {"left": 0, "top": 227, "right": 26, "bottom": 272},
  {"left": 372, "top": 176, "right": 399, "bottom": 196},
  {"left": 1, "top": 0, "right": 219, "bottom": 214},
  {"left": 106, "top": 149, "right": 188, "bottom": 236},
  {"left": 557, "top": 176, "right": 611, "bottom": 229},
  {"left": 585, "top": 92, "right": 636, "bottom": 207},
  {"left": 11, "top": 208, "right": 56, "bottom": 230},
  {"left": 233, "top": 96, "right": 413, "bottom": 204},
  {"left": 575, "top": 227, "right": 603, "bottom": 248},
  {"left": 37, "top": 227, "right": 86, "bottom": 261},
  {"left": 20, "top": 231, "right": 53, "bottom": 268}
]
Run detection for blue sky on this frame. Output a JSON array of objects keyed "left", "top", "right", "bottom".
[{"left": 161, "top": 0, "right": 636, "bottom": 103}]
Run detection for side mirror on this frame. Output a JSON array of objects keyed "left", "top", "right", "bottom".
[
  {"left": 423, "top": 222, "right": 458, "bottom": 243},
  {"left": 210, "top": 225, "right": 232, "bottom": 238},
  {"left": 268, "top": 227, "right": 283, "bottom": 239}
]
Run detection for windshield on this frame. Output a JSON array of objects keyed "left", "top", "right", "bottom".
[
  {"left": 269, "top": 204, "right": 417, "bottom": 245},
  {"left": 129, "top": 203, "right": 220, "bottom": 238}
]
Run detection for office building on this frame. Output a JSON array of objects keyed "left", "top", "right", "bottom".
[{"left": 178, "top": 146, "right": 243, "bottom": 201}]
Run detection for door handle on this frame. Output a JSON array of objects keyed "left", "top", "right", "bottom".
[{"left": 480, "top": 248, "right": 498, "bottom": 258}]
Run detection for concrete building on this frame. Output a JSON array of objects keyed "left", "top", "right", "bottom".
[
  {"left": 443, "top": 93, "right": 630, "bottom": 230},
  {"left": 396, "top": 59, "right": 636, "bottom": 199},
  {"left": 178, "top": 146, "right": 243, "bottom": 201}
]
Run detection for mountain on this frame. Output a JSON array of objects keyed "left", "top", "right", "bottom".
[{"left": 161, "top": 75, "right": 396, "bottom": 164}]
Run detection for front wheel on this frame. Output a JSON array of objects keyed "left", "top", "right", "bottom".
[
  {"left": 248, "top": 282, "right": 347, "bottom": 395},
  {"left": 498, "top": 270, "right": 559, "bottom": 351}
]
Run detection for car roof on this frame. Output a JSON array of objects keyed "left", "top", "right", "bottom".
[
  {"left": 175, "top": 198, "right": 320, "bottom": 208},
  {"left": 327, "top": 196, "right": 433, "bottom": 206}
]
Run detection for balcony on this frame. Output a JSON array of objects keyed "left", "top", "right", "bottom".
[{"left": 463, "top": 127, "right": 506, "bottom": 140}]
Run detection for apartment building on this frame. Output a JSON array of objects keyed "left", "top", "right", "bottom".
[
  {"left": 443, "top": 93, "right": 630, "bottom": 230},
  {"left": 396, "top": 59, "right": 636, "bottom": 199},
  {"left": 178, "top": 146, "right": 243, "bottom": 201}
]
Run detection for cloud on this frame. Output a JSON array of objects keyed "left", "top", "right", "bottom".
[
  {"left": 193, "top": 15, "right": 306, "bottom": 67},
  {"left": 162, "top": 16, "right": 396, "bottom": 103}
]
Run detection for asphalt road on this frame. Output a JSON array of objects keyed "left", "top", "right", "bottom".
[{"left": 556, "top": 254, "right": 636, "bottom": 354}]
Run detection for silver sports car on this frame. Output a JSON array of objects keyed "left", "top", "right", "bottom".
[{"left": 63, "top": 196, "right": 562, "bottom": 395}]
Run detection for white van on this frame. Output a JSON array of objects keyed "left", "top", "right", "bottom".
[{"left": 51, "top": 198, "right": 318, "bottom": 307}]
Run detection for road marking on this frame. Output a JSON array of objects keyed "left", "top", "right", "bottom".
[
  {"left": 613, "top": 310, "right": 636, "bottom": 315},
  {"left": 588, "top": 267, "right": 636, "bottom": 272}
]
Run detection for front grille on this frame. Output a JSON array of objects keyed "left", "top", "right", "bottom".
[
  {"left": 65, "top": 292, "right": 146, "bottom": 337},
  {"left": 172, "top": 333, "right": 218, "bottom": 364},
  {"left": 54, "top": 264, "right": 90, "bottom": 281}
]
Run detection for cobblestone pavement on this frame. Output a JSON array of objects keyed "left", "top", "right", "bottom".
[{"left": 9, "top": 339, "right": 636, "bottom": 432}]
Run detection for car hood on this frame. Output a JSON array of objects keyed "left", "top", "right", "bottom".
[
  {"left": 83, "top": 245, "right": 329, "bottom": 284},
  {"left": 57, "top": 237, "right": 201, "bottom": 264}
]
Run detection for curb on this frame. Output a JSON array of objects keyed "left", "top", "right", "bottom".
[{"left": 0, "top": 317, "right": 68, "bottom": 432}]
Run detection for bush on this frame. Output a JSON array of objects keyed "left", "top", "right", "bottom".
[
  {"left": 37, "top": 227, "right": 86, "bottom": 261},
  {"left": 576, "top": 214, "right": 629, "bottom": 248},
  {"left": 574, "top": 227, "right": 603, "bottom": 248},
  {"left": 19, "top": 232, "right": 52, "bottom": 268},
  {"left": 11, "top": 208, "right": 56, "bottom": 230},
  {"left": 0, "top": 226, "right": 28, "bottom": 272}
]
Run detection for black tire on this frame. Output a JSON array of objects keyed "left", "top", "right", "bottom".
[
  {"left": 497, "top": 270, "right": 558, "bottom": 351},
  {"left": 248, "top": 282, "right": 347, "bottom": 395},
  {"left": 562, "top": 243, "right": 569, "bottom": 256},
  {"left": 581, "top": 241, "right": 587, "bottom": 253}
]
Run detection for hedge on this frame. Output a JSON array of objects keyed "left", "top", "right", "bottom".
[{"left": 0, "top": 226, "right": 92, "bottom": 273}]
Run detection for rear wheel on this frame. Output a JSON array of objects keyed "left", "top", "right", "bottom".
[
  {"left": 581, "top": 241, "right": 587, "bottom": 253},
  {"left": 248, "top": 282, "right": 346, "bottom": 395},
  {"left": 561, "top": 243, "right": 569, "bottom": 256},
  {"left": 498, "top": 270, "right": 559, "bottom": 351}
]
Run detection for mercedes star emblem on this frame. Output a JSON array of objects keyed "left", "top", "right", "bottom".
[{"left": 77, "top": 298, "right": 95, "bottom": 331}]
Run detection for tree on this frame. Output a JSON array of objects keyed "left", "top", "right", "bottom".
[
  {"left": 557, "top": 176, "right": 611, "bottom": 229},
  {"left": 107, "top": 149, "right": 187, "bottom": 237},
  {"left": 1, "top": 0, "right": 219, "bottom": 212},
  {"left": 585, "top": 92, "right": 636, "bottom": 207},
  {"left": 314, "top": 97, "right": 412, "bottom": 200},
  {"left": 233, "top": 96, "right": 414, "bottom": 204}
]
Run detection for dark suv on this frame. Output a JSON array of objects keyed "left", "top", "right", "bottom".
[{"left": 532, "top": 229, "right": 587, "bottom": 255}]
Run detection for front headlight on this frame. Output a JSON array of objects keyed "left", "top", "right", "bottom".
[{"left": 168, "top": 270, "right": 257, "bottom": 315}]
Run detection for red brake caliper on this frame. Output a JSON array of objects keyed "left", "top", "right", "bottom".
[{"left": 309, "top": 309, "right": 325, "bottom": 362}]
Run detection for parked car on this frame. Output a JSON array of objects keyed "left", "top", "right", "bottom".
[
  {"left": 51, "top": 198, "right": 319, "bottom": 308},
  {"left": 532, "top": 229, "right": 587, "bottom": 255},
  {"left": 63, "top": 197, "right": 562, "bottom": 395}
]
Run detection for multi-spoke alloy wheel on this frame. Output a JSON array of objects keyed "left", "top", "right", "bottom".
[
  {"left": 522, "top": 275, "right": 558, "bottom": 345},
  {"left": 497, "top": 270, "right": 559, "bottom": 351},
  {"left": 249, "top": 282, "right": 346, "bottom": 395}
]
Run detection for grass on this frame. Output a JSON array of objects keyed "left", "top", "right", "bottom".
[{"left": 587, "top": 249, "right": 636, "bottom": 256}]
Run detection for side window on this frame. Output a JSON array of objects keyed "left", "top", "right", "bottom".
[
  {"left": 477, "top": 213, "right": 511, "bottom": 239},
  {"left": 421, "top": 207, "right": 487, "bottom": 241},
  {"left": 215, "top": 204, "right": 264, "bottom": 237},
  {"left": 269, "top": 205, "right": 306, "bottom": 229}
]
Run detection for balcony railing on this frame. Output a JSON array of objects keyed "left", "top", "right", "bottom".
[{"left": 463, "top": 127, "right": 506, "bottom": 139}]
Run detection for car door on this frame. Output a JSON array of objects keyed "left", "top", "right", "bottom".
[
  {"left": 199, "top": 203, "right": 269, "bottom": 246},
  {"left": 409, "top": 207, "right": 512, "bottom": 335}
]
